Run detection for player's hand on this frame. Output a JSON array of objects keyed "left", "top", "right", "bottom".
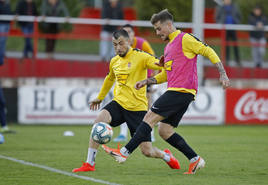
[
  {"left": 135, "top": 79, "right": 147, "bottom": 90},
  {"left": 155, "top": 55, "right": 164, "bottom": 67},
  {"left": 219, "top": 73, "right": 230, "bottom": 89},
  {"left": 89, "top": 98, "right": 102, "bottom": 111}
]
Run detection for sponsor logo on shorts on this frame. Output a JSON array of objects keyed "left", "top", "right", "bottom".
[{"left": 152, "top": 105, "right": 159, "bottom": 110}]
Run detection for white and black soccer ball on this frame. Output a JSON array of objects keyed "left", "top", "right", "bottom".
[{"left": 91, "top": 122, "right": 113, "bottom": 144}]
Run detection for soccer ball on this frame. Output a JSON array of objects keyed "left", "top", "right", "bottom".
[{"left": 91, "top": 122, "right": 113, "bottom": 144}]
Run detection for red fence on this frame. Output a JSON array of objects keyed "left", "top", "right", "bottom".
[{"left": 1, "top": 8, "right": 268, "bottom": 79}]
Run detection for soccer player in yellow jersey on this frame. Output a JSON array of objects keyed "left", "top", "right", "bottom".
[
  {"left": 113, "top": 24, "right": 156, "bottom": 142},
  {"left": 105, "top": 9, "right": 230, "bottom": 174},
  {"left": 72, "top": 29, "right": 180, "bottom": 172}
]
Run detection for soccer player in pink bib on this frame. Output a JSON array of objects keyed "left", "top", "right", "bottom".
[{"left": 104, "top": 9, "right": 230, "bottom": 174}]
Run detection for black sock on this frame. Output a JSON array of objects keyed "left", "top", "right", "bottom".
[
  {"left": 125, "top": 121, "right": 152, "bottom": 153},
  {"left": 166, "top": 133, "right": 197, "bottom": 160}
]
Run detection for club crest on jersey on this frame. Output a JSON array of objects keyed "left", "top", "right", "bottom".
[{"left": 128, "top": 62, "right": 131, "bottom": 68}]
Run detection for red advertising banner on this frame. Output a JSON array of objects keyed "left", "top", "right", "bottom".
[{"left": 226, "top": 89, "right": 268, "bottom": 124}]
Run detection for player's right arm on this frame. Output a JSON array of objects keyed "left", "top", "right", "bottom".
[
  {"left": 90, "top": 60, "right": 115, "bottom": 111},
  {"left": 135, "top": 68, "right": 167, "bottom": 90},
  {"left": 135, "top": 56, "right": 167, "bottom": 90}
]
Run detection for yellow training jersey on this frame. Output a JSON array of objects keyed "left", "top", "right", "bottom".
[
  {"left": 97, "top": 47, "right": 161, "bottom": 111},
  {"left": 132, "top": 37, "right": 155, "bottom": 55}
]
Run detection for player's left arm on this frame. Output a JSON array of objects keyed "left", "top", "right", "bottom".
[
  {"left": 184, "top": 34, "right": 230, "bottom": 89},
  {"left": 215, "top": 62, "right": 230, "bottom": 89},
  {"left": 145, "top": 54, "right": 163, "bottom": 71}
]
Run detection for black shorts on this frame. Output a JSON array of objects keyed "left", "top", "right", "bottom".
[
  {"left": 103, "top": 100, "right": 151, "bottom": 141},
  {"left": 151, "top": 91, "right": 194, "bottom": 127}
]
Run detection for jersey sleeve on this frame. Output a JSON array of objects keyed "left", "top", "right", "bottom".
[
  {"left": 144, "top": 54, "right": 163, "bottom": 71},
  {"left": 183, "top": 34, "right": 221, "bottom": 64},
  {"left": 142, "top": 41, "right": 155, "bottom": 55},
  {"left": 153, "top": 68, "right": 167, "bottom": 84},
  {"left": 97, "top": 60, "right": 115, "bottom": 100}
]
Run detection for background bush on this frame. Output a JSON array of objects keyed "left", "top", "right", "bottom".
[
  {"left": 135, "top": 0, "right": 192, "bottom": 22},
  {"left": 134, "top": 0, "right": 268, "bottom": 23},
  {"left": 9, "top": 0, "right": 85, "bottom": 32}
]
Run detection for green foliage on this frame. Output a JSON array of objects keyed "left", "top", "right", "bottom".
[
  {"left": 10, "top": 0, "right": 85, "bottom": 17},
  {"left": 236, "top": 0, "right": 268, "bottom": 23},
  {"left": 9, "top": 0, "right": 85, "bottom": 32},
  {"left": 134, "top": 0, "right": 268, "bottom": 24},
  {"left": 135, "top": 0, "right": 192, "bottom": 22}
]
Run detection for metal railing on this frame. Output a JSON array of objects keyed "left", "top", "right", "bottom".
[{"left": 0, "top": 15, "right": 267, "bottom": 63}]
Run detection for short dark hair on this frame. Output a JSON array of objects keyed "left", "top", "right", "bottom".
[
  {"left": 254, "top": 4, "right": 262, "bottom": 11},
  {"left": 122, "top": 24, "right": 134, "bottom": 30},
  {"left": 150, "top": 9, "right": 173, "bottom": 25},
  {"left": 112, "top": 29, "right": 129, "bottom": 39}
]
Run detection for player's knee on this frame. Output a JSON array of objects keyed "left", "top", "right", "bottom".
[
  {"left": 143, "top": 111, "right": 162, "bottom": 127},
  {"left": 158, "top": 127, "right": 172, "bottom": 140},
  {"left": 141, "top": 148, "right": 152, "bottom": 157},
  {"left": 158, "top": 127, "right": 166, "bottom": 139}
]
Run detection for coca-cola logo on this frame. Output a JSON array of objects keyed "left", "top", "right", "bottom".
[{"left": 234, "top": 91, "right": 268, "bottom": 121}]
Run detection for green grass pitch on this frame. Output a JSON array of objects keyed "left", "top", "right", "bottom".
[{"left": 0, "top": 124, "right": 268, "bottom": 185}]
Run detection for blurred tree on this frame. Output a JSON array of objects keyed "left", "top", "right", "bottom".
[
  {"left": 135, "top": 0, "right": 192, "bottom": 22},
  {"left": 10, "top": 0, "right": 85, "bottom": 32},
  {"left": 236, "top": 0, "right": 268, "bottom": 23},
  {"left": 10, "top": 0, "right": 85, "bottom": 17},
  {"left": 135, "top": 0, "right": 268, "bottom": 24}
]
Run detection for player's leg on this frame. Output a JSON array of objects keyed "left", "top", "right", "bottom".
[
  {"left": 72, "top": 109, "right": 112, "bottom": 172},
  {"left": 102, "top": 108, "right": 163, "bottom": 163},
  {"left": 158, "top": 122, "right": 204, "bottom": 173},
  {"left": 158, "top": 94, "right": 205, "bottom": 174},
  {"left": 0, "top": 88, "right": 7, "bottom": 131},
  {"left": 117, "top": 91, "right": 176, "bottom": 159},
  {"left": 150, "top": 127, "right": 155, "bottom": 142},
  {"left": 146, "top": 89, "right": 156, "bottom": 142},
  {"left": 73, "top": 101, "right": 123, "bottom": 172},
  {"left": 158, "top": 122, "right": 198, "bottom": 161},
  {"left": 103, "top": 110, "right": 180, "bottom": 169},
  {"left": 139, "top": 141, "right": 180, "bottom": 169},
  {"left": 102, "top": 107, "right": 180, "bottom": 169},
  {"left": 120, "top": 110, "right": 163, "bottom": 156},
  {"left": 113, "top": 123, "right": 128, "bottom": 142}
]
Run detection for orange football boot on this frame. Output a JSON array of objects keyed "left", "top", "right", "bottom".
[
  {"left": 184, "top": 157, "right": 205, "bottom": 174},
  {"left": 72, "top": 162, "right": 95, "bottom": 172},
  {"left": 164, "top": 149, "right": 180, "bottom": 169}
]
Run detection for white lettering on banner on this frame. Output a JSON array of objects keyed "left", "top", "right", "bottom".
[
  {"left": 19, "top": 86, "right": 114, "bottom": 124},
  {"left": 19, "top": 85, "right": 224, "bottom": 125},
  {"left": 234, "top": 91, "right": 268, "bottom": 121}
]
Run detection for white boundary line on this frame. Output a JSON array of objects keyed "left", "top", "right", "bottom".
[{"left": 0, "top": 155, "right": 122, "bottom": 185}]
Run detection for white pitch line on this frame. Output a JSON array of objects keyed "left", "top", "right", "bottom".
[{"left": 0, "top": 155, "right": 122, "bottom": 185}]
